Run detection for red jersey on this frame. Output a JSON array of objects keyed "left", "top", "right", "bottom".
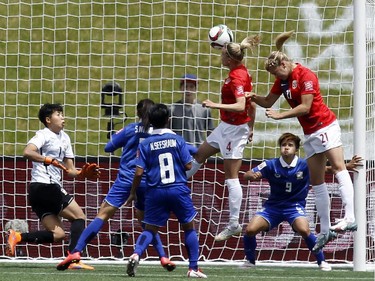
[
  {"left": 270, "top": 64, "right": 336, "bottom": 135},
  {"left": 220, "top": 64, "right": 253, "bottom": 125}
]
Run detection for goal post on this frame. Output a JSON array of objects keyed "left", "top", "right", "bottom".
[
  {"left": 1, "top": 0, "right": 374, "bottom": 270},
  {"left": 353, "top": 0, "right": 367, "bottom": 272}
]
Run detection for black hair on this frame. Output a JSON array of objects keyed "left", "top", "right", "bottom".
[
  {"left": 137, "top": 99, "right": 155, "bottom": 131},
  {"left": 278, "top": 132, "right": 301, "bottom": 150},
  {"left": 38, "top": 103, "right": 63, "bottom": 127},
  {"left": 149, "top": 103, "right": 170, "bottom": 129}
]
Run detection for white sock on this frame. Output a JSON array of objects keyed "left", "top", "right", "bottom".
[
  {"left": 225, "top": 178, "right": 242, "bottom": 229},
  {"left": 335, "top": 170, "right": 355, "bottom": 222},
  {"left": 312, "top": 183, "right": 331, "bottom": 234},
  {"left": 186, "top": 158, "right": 202, "bottom": 179}
]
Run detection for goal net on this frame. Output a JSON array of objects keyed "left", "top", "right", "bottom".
[{"left": 1, "top": 0, "right": 374, "bottom": 268}]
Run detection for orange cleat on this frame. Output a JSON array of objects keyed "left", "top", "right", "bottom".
[
  {"left": 6, "top": 229, "right": 22, "bottom": 257},
  {"left": 56, "top": 251, "right": 81, "bottom": 271},
  {"left": 160, "top": 256, "right": 176, "bottom": 272},
  {"left": 68, "top": 261, "right": 94, "bottom": 270}
]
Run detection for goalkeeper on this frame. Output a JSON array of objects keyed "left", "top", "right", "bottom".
[
  {"left": 5, "top": 103, "right": 100, "bottom": 270},
  {"left": 241, "top": 133, "right": 362, "bottom": 270}
]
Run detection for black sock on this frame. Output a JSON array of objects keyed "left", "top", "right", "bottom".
[
  {"left": 21, "top": 231, "right": 54, "bottom": 244},
  {"left": 69, "top": 219, "right": 85, "bottom": 252}
]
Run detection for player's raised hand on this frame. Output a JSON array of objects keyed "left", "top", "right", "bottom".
[
  {"left": 44, "top": 156, "right": 68, "bottom": 172},
  {"left": 202, "top": 99, "right": 216, "bottom": 108},
  {"left": 77, "top": 163, "right": 100, "bottom": 180},
  {"left": 346, "top": 155, "right": 364, "bottom": 173}
]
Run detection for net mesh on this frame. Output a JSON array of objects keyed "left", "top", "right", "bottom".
[{"left": 0, "top": 0, "right": 374, "bottom": 267}]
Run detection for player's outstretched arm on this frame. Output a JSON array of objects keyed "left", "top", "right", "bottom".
[
  {"left": 244, "top": 91, "right": 280, "bottom": 109},
  {"left": 243, "top": 170, "right": 263, "bottom": 181},
  {"left": 23, "top": 143, "right": 68, "bottom": 172},
  {"left": 44, "top": 157, "right": 68, "bottom": 172}
]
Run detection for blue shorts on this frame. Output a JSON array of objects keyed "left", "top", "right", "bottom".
[
  {"left": 256, "top": 203, "right": 307, "bottom": 230},
  {"left": 104, "top": 179, "right": 146, "bottom": 211},
  {"left": 143, "top": 185, "right": 197, "bottom": 227}
]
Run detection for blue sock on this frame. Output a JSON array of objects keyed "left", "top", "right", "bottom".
[
  {"left": 305, "top": 233, "right": 325, "bottom": 264},
  {"left": 152, "top": 233, "right": 166, "bottom": 258},
  {"left": 184, "top": 229, "right": 199, "bottom": 270},
  {"left": 73, "top": 217, "right": 104, "bottom": 253},
  {"left": 141, "top": 223, "right": 166, "bottom": 258},
  {"left": 134, "top": 230, "right": 154, "bottom": 256},
  {"left": 243, "top": 234, "right": 256, "bottom": 264}
]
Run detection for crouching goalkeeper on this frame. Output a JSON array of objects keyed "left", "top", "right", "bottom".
[{"left": 6, "top": 103, "right": 100, "bottom": 270}]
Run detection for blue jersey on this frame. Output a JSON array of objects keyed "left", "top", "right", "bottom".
[
  {"left": 136, "top": 129, "right": 192, "bottom": 189},
  {"left": 253, "top": 156, "right": 309, "bottom": 208},
  {"left": 105, "top": 122, "right": 150, "bottom": 187}
]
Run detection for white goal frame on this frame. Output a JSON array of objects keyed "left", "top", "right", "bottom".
[{"left": 0, "top": 0, "right": 374, "bottom": 272}]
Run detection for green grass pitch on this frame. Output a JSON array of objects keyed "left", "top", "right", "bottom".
[{"left": 0, "top": 263, "right": 373, "bottom": 281}]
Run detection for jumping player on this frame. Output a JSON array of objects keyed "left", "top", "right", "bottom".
[
  {"left": 186, "top": 35, "right": 260, "bottom": 241},
  {"left": 247, "top": 31, "right": 357, "bottom": 251}
]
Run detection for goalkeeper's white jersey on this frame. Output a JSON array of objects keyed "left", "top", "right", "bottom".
[{"left": 27, "top": 127, "right": 74, "bottom": 186}]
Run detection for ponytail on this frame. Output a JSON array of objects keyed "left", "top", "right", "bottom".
[
  {"left": 264, "top": 30, "right": 294, "bottom": 71},
  {"left": 275, "top": 30, "right": 294, "bottom": 51},
  {"left": 137, "top": 98, "right": 155, "bottom": 132},
  {"left": 225, "top": 34, "right": 260, "bottom": 62}
]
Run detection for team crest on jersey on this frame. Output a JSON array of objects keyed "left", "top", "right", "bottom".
[
  {"left": 304, "top": 81, "right": 313, "bottom": 91},
  {"left": 296, "top": 171, "right": 304, "bottom": 180},
  {"left": 292, "top": 80, "right": 297, "bottom": 89},
  {"left": 236, "top": 86, "right": 244, "bottom": 95}
]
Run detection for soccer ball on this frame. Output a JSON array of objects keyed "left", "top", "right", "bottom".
[{"left": 208, "top": 24, "right": 234, "bottom": 50}]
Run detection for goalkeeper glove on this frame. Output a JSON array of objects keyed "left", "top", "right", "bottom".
[
  {"left": 44, "top": 157, "right": 68, "bottom": 172},
  {"left": 77, "top": 163, "right": 100, "bottom": 180}
]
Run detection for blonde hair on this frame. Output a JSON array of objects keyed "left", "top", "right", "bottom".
[
  {"left": 265, "top": 30, "right": 294, "bottom": 71},
  {"left": 225, "top": 34, "right": 260, "bottom": 62}
]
